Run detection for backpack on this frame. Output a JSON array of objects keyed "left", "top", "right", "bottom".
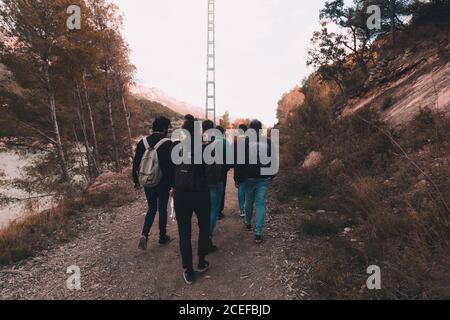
[
  {"left": 138, "top": 137, "right": 171, "bottom": 188},
  {"left": 204, "top": 140, "right": 224, "bottom": 185},
  {"left": 246, "top": 138, "right": 271, "bottom": 177},
  {"left": 173, "top": 163, "right": 203, "bottom": 191},
  {"left": 173, "top": 147, "right": 205, "bottom": 191}
]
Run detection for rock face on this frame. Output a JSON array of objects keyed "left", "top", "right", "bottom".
[
  {"left": 302, "top": 151, "right": 323, "bottom": 170},
  {"left": 341, "top": 36, "right": 450, "bottom": 127}
]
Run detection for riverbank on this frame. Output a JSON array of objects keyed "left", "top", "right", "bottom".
[{"left": 0, "top": 170, "right": 136, "bottom": 265}]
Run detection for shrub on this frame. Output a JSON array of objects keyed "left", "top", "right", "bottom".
[{"left": 300, "top": 216, "right": 341, "bottom": 236}]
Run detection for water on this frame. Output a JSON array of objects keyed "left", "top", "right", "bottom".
[{"left": 0, "top": 150, "right": 51, "bottom": 229}]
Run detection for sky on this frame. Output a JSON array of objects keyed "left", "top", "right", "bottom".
[{"left": 113, "top": 0, "right": 329, "bottom": 125}]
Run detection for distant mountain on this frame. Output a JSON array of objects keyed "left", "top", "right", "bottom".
[
  {"left": 131, "top": 85, "right": 204, "bottom": 119},
  {"left": 134, "top": 98, "right": 182, "bottom": 122}
]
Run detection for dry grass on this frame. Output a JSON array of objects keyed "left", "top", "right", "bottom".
[{"left": 0, "top": 202, "right": 76, "bottom": 265}]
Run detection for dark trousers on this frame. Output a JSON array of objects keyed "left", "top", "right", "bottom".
[
  {"left": 142, "top": 184, "right": 170, "bottom": 239},
  {"left": 219, "top": 171, "right": 228, "bottom": 213},
  {"left": 174, "top": 188, "right": 211, "bottom": 271}
]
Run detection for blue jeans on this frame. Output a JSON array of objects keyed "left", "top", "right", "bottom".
[
  {"left": 238, "top": 182, "right": 246, "bottom": 213},
  {"left": 209, "top": 182, "right": 224, "bottom": 238},
  {"left": 244, "top": 178, "right": 271, "bottom": 236},
  {"left": 142, "top": 184, "right": 170, "bottom": 239}
]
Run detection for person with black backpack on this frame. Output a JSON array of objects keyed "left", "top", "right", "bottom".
[
  {"left": 202, "top": 121, "right": 229, "bottom": 253},
  {"left": 172, "top": 116, "right": 211, "bottom": 285},
  {"left": 133, "top": 116, "right": 173, "bottom": 251},
  {"left": 216, "top": 125, "right": 232, "bottom": 221}
]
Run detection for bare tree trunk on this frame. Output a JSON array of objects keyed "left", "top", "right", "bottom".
[
  {"left": 105, "top": 68, "right": 121, "bottom": 172},
  {"left": 121, "top": 93, "right": 134, "bottom": 161},
  {"left": 75, "top": 84, "right": 99, "bottom": 178},
  {"left": 44, "top": 60, "right": 70, "bottom": 182},
  {"left": 82, "top": 72, "right": 101, "bottom": 168},
  {"left": 73, "top": 125, "right": 89, "bottom": 185}
]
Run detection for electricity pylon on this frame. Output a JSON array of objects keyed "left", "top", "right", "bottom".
[{"left": 205, "top": 0, "right": 216, "bottom": 123}]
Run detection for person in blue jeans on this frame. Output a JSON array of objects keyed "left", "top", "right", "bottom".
[
  {"left": 208, "top": 181, "right": 224, "bottom": 252},
  {"left": 233, "top": 124, "right": 248, "bottom": 218},
  {"left": 244, "top": 178, "right": 271, "bottom": 241},
  {"left": 238, "top": 182, "right": 246, "bottom": 217},
  {"left": 234, "top": 120, "right": 277, "bottom": 244},
  {"left": 202, "top": 120, "right": 229, "bottom": 253}
]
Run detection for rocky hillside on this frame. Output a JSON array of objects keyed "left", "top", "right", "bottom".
[
  {"left": 341, "top": 35, "right": 449, "bottom": 126},
  {"left": 274, "top": 21, "right": 450, "bottom": 299}
]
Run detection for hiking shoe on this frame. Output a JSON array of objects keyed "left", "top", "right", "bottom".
[
  {"left": 197, "top": 260, "right": 210, "bottom": 274},
  {"left": 240, "top": 211, "right": 246, "bottom": 218},
  {"left": 218, "top": 212, "right": 225, "bottom": 220},
  {"left": 138, "top": 236, "right": 148, "bottom": 251},
  {"left": 245, "top": 223, "right": 252, "bottom": 231},
  {"left": 255, "top": 235, "right": 264, "bottom": 244},
  {"left": 159, "top": 235, "right": 171, "bottom": 245},
  {"left": 183, "top": 269, "right": 196, "bottom": 285}
]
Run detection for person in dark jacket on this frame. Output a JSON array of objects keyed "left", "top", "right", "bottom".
[
  {"left": 202, "top": 121, "right": 231, "bottom": 253},
  {"left": 216, "top": 126, "right": 232, "bottom": 221},
  {"left": 173, "top": 116, "right": 211, "bottom": 285},
  {"left": 234, "top": 120, "right": 278, "bottom": 244},
  {"left": 133, "top": 116, "right": 174, "bottom": 250}
]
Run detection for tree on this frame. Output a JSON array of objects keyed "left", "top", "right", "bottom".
[
  {"left": 58, "top": 0, "right": 101, "bottom": 177},
  {"left": 0, "top": 0, "right": 74, "bottom": 182},
  {"left": 89, "top": 0, "right": 126, "bottom": 172},
  {"left": 308, "top": 25, "right": 348, "bottom": 94},
  {"left": 320, "top": 0, "right": 379, "bottom": 74},
  {"left": 220, "top": 111, "right": 231, "bottom": 130},
  {"left": 359, "top": 0, "right": 413, "bottom": 45},
  {"left": 1, "top": 0, "right": 138, "bottom": 183}
]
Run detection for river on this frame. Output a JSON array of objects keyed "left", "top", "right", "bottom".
[{"left": 0, "top": 149, "right": 52, "bottom": 229}]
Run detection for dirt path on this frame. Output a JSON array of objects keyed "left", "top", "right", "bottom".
[{"left": 0, "top": 172, "right": 302, "bottom": 300}]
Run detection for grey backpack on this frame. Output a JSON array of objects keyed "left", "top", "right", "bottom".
[{"left": 138, "top": 138, "right": 171, "bottom": 187}]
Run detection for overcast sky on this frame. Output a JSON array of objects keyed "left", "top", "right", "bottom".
[{"left": 113, "top": 0, "right": 329, "bottom": 125}]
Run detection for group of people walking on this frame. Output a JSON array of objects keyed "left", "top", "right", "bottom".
[{"left": 132, "top": 114, "right": 276, "bottom": 285}]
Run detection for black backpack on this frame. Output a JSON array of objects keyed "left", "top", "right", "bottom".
[
  {"left": 173, "top": 163, "right": 204, "bottom": 191},
  {"left": 173, "top": 143, "right": 205, "bottom": 191},
  {"left": 204, "top": 140, "right": 224, "bottom": 185}
]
